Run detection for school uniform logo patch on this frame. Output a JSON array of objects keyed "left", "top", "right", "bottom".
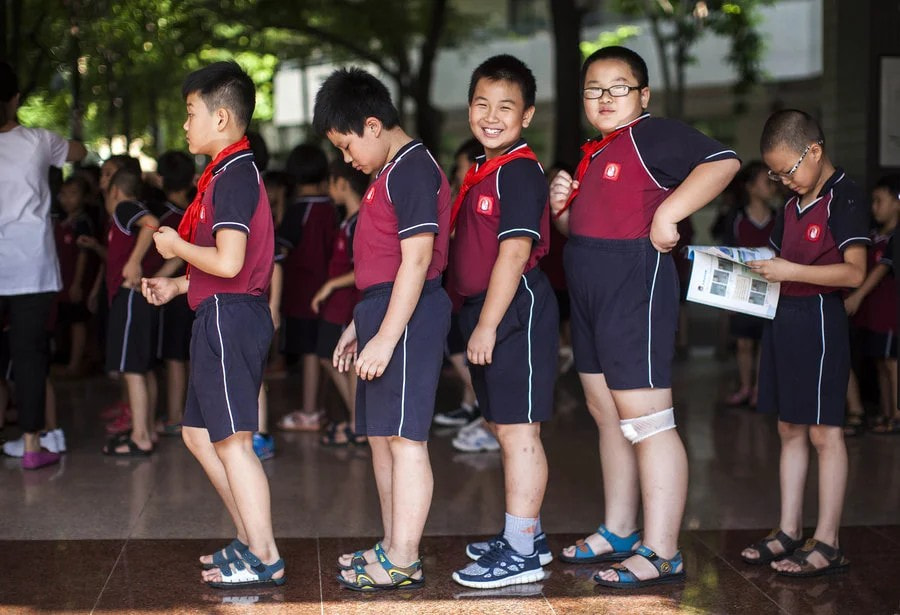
[
  {"left": 476, "top": 195, "right": 494, "bottom": 215},
  {"left": 603, "top": 162, "right": 621, "bottom": 181},
  {"left": 365, "top": 186, "right": 377, "bottom": 204},
  {"left": 805, "top": 224, "right": 822, "bottom": 242},
  {"left": 200, "top": 206, "right": 206, "bottom": 222}
]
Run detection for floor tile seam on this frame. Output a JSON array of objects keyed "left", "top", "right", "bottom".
[
  {"left": 707, "top": 549, "right": 793, "bottom": 615},
  {"left": 316, "top": 535, "right": 324, "bottom": 615},
  {"left": 541, "top": 592, "right": 558, "bottom": 614},
  {"left": 866, "top": 525, "right": 900, "bottom": 547},
  {"left": 89, "top": 539, "right": 129, "bottom": 615}
]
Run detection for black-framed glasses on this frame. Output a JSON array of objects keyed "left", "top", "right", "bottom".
[
  {"left": 582, "top": 84, "right": 643, "bottom": 100},
  {"left": 767, "top": 140, "right": 823, "bottom": 182}
]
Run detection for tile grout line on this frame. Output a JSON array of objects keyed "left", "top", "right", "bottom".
[
  {"left": 316, "top": 535, "right": 324, "bottom": 615},
  {"left": 89, "top": 540, "right": 129, "bottom": 615}
]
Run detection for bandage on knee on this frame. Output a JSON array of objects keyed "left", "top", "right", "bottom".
[{"left": 619, "top": 407, "right": 675, "bottom": 444}]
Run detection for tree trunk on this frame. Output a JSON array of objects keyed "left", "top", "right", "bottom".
[
  {"left": 550, "top": 0, "right": 583, "bottom": 167},
  {"left": 412, "top": 0, "right": 448, "bottom": 153}
]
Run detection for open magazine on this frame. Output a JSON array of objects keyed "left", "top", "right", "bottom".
[{"left": 685, "top": 246, "right": 780, "bottom": 319}]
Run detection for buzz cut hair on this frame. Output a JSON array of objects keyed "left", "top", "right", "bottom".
[
  {"left": 581, "top": 46, "right": 649, "bottom": 89},
  {"left": 110, "top": 167, "right": 143, "bottom": 200},
  {"left": 760, "top": 109, "right": 825, "bottom": 155},
  {"left": 156, "top": 151, "right": 195, "bottom": 193},
  {"left": 182, "top": 61, "right": 256, "bottom": 130},
  {"left": 468, "top": 54, "right": 537, "bottom": 109},
  {"left": 312, "top": 67, "right": 399, "bottom": 137}
]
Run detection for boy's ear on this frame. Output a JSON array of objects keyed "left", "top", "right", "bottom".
[
  {"left": 522, "top": 106, "right": 536, "bottom": 128},
  {"left": 215, "top": 107, "right": 230, "bottom": 132},
  {"left": 364, "top": 117, "right": 383, "bottom": 138},
  {"left": 640, "top": 86, "right": 650, "bottom": 110}
]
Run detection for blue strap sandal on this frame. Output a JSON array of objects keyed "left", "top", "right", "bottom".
[
  {"left": 206, "top": 550, "right": 286, "bottom": 589},
  {"left": 593, "top": 544, "right": 685, "bottom": 588},
  {"left": 201, "top": 538, "right": 250, "bottom": 570},
  {"left": 337, "top": 541, "right": 382, "bottom": 571},
  {"left": 558, "top": 524, "right": 641, "bottom": 564},
  {"left": 336, "top": 542, "right": 425, "bottom": 592}
]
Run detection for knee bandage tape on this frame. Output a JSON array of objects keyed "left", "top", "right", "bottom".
[{"left": 620, "top": 407, "right": 675, "bottom": 444}]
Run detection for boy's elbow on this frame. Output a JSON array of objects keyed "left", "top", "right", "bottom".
[
  {"left": 219, "top": 258, "right": 244, "bottom": 279},
  {"left": 847, "top": 269, "right": 866, "bottom": 289}
]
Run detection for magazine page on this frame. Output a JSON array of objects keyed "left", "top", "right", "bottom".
[{"left": 685, "top": 247, "right": 780, "bottom": 319}]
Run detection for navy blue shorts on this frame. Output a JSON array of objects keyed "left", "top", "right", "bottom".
[
  {"left": 283, "top": 316, "right": 318, "bottom": 355},
  {"left": 564, "top": 236, "right": 679, "bottom": 390},
  {"left": 459, "top": 268, "right": 558, "bottom": 424},
  {"left": 758, "top": 293, "right": 849, "bottom": 427},
  {"left": 158, "top": 294, "right": 194, "bottom": 361},
  {"left": 183, "top": 294, "right": 273, "bottom": 442},
  {"left": 729, "top": 312, "right": 765, "bottom": 341},
  {"left": 105, "top": 287, "right": 160, "bottom": 374},
  {"left": 445, "top": 313, "right": 467, "bottom": 356},
  {"left": 315, "top": 319, "right": 346, "bottom": 360},
  {"left": 354, "top": 277, "right": 450, "bottom": 441},
  {"left": 860, "top": 328, "right": 897, "bottom": 359}
]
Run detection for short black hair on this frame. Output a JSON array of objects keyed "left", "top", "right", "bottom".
[
  {"left": 581, "top": 46, "right": 649, "bottom": 89},
  {"left": 454, "top": 138, "right": 483, "bottom": 163},
  {"left": 329, "top": 159, "right": 370, "bottom": 199},
  {"left": 156, "top": 151, "right": 195, "bottom": 193},
  {"left": 760, "top": 109, "right": 825, "bottom": 155},
  {"left": 468, "top": 54, "right": 537, "bottom": 108},
  {"left": 182, "top": 61, "right": 255, "bottom": 130},
  {"left": 312, "top": 67, "right": 399, "bottom": 136},
  {"left": 285, "top": 143, "right": 329, "bottom": 186},
  {"left": 105, "top": 154, "right": 142, "bottom": 177},
  {"left": 874, "top": 174, "right": 900, "bottom": 199},
  {"left": 263, "top": 170, "right": 295, "bottom": 194},
  {"left": 110, "top": 168, "right": 142, "bottom": 199},
  {"left": 247, "top": 130, "right": 269, "bottom": 172},
  {"left": 62, "top": 175, "right": 91, "bottom": 198}
]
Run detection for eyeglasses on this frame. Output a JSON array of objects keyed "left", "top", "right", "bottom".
[
  {"left": 767, "top": 140, "right": 822, "bottom": 182},
  {"left": 582, "top": 84, "right": 643, "bottom": 100}
]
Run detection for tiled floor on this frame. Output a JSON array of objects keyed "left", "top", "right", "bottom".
[{"left": 2, "top": 319, "right": 899, "bottom": 613}]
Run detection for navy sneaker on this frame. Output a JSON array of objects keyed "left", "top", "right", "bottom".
[
  {"left": 466, "top": 531, "right": 552, "bottom": 566},
  {"left": 252, "top": 432, "right": 275, "bottom": 460},
  {"left": 452, "top": 538, "right": 546, "bottom": 589},
  {"left": 433, "top": 402, "right": 480, "bottom": 427}
]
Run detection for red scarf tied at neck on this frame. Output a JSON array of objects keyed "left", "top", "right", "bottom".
[{"left": 450, "top": 145, "right": 539, "bottom": 230}]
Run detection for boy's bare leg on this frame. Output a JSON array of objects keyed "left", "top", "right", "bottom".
[
  {"left": 846, "top": 371, "right": 864, "bottom": 416},
  {"left": 257, "top": 385, "right": 268, "bottom": 432},
  {"left": 67, "top": 322, "right": 87, "bottom": 373},
  {"left": 146, "top": 370, "right": 158, "bottom": 443},
  {"left": 341, "top": 436, "right": 429, "bottom": 583},
  {"left": 183, "top": 426, "right": 249, "bottom": 565},
  {"left": 302, "top": 354, "right": 320, "bottom": 414},
  {"left": 448, "top": 353, "right": 477, "bottom": 407},
  {"left": 562, "top": 373, "right": 640, "bottom": 559},
  {"left": 596, "top": 387, "right": 685, "bottom": 582},
  {"left": 889, "top": 359, "right": 899, "bottom": 419},
  {"left": 735, "top": 338, "right": 754, "bottom": 395},
  {"left": 772, "top": 424, "right": 846, "bottom": 573},
  {"left": 166, "top": 359, "right": 186, "bottom": 426},
  {"left": 337, "top": 435, "right": 393, "bottom": 568},
  {"left": 321, "top": 359, "right": 352, "bottom": 410},
  {"left": 202, "top": 431, "right": 282, "bottom": 582},
  {"left": 494, "top": 422, "right": 547, "bottom": 517},
  {"left": 108, "top": 373, "right": 152, "bottom": 452}
]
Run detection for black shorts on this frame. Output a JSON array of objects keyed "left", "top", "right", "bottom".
[
  {"left": 316, "top": 319, "right": 346, "bottom": 361},
  {"left": 554, "top": 289, "right": 571, "bottom": 323},
  {"left": 860, "top": 328, "right": 897, "bottom": 359},
  {"left": 0, "top": 329, "right": 10, "bottom": 379},
  {"left": 57, "top": 301, "right": 90, "bottom": 324},
  {"left": 729, "top": 312, "right": 766, "bottom": 340},
  {"left": 459, "top": 268, "right": 558, "bottom": 425},
  {"left": 183, "top": 294, "right": 273, "bottom": 442},
  {"left": 158, "top": 294, "right": 194, "bottom": 361},
  {"left": 354, "top": 277, "right": 450, "bottom": 441},
  {"left": 283, "top": 316, "right": 318, "bottom": 355},
  {"left": 445, "top": 313, "right": 467, "bottom": 356},
  {"left": 758, "top": 293, "right": 849, "bottom": 427},
  {"left": 565, "top": 236, "right": 679, "bottom": 390},
  {"left": 105, "top": 287, "right": 160, "bottom": 374}
]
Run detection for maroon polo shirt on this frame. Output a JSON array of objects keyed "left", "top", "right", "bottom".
[
  {"left": 186, "top": 151, "right": 274, "bottom": 310},
  {"left": 106, "top": 200, "right": 161, "bottom": 304},
  {"left": 569, "top": 114, "right": 739, "bottom": 239},
  {"left": 158, "top": 201, "right": 186, "bottom": 276},
  {"left": 770, "top": 170, "right": 870, "bottom": 297},
  {"left": 733, "top": 208, "right": 776, "bottom": 248},
  {"left": 321, "top": 212, "right": 360, "bottom": 326},
  {"left": 55, "top": 212, "right": 97, "bottom": 295},
  {"left": 279, "top": 195, "right": 337, "bottom": 319},
  {"left": 353, "top": 140, "right": 450, "bottom": 290},
  {"left": 449, "top": 140, "right": 550, "bottom": 297},
  {"left": 855, "top": 231, "right": 896, "bottom": 332}
]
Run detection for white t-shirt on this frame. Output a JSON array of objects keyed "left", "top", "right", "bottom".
[{"left": 0, "top": 125, "right": 69, "bottom": 295}]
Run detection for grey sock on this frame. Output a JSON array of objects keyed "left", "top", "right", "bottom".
[{"left": 504, "top": 512, "right": 538, "bottom": 556}]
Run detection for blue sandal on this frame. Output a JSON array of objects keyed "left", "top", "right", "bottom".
[
  {"left": 558, "top": 524, "right": 641, "bottom": 564},
  {"left": 336, "top": 543, "right": 424, "bottom": 592},
  {"left": 206, "top": 550, "right": 286, "bottom": 589},
  {"left": 593, "top": 545, "right": 685, "bottom": 588},
  {"left": 201, "top": 538, "right": 250, "bottom": 570},
  {"left": 337, "top": 541, "right": 382, "bottom": 571}
]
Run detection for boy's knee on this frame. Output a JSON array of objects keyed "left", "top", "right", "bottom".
[
  {"left": 494, "top": 421, "right": 541, "bottom": 443},
  {"left": 808, "top": 424, "right": 842, "bottom": 449},
  {"left": 777, "top": 421, "right": 807, "bottom": 440},
  {"left": 619, "top": 407, "right": 675, "bottom": 444}
]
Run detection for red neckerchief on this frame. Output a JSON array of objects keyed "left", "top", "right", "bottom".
[
  {"left": 555, "top": 117, "right": 646, "bottom": 218},
  {"left": 450, "top": 145, "right": 539, "bottom": 230},
  {"left": 177, "top": 136, "right": 252, "bottom": 243}
]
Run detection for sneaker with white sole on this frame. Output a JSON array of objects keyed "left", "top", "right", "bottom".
[
  {"left": 2, "top": 429, "right": 65, "bottom": 458},
  {"left": 466, "top": 531, "right": 553, "bottom": 566},
  {"left": 452, "top": 422, "right": 499, "bottom": 452},
  {"left": 433, "top": 402, "right": 480, "bottom": 427},
  {"left": 452, "top": 538, "right": 545, "bottom": 589}
]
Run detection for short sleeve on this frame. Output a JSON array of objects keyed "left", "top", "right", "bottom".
[
  {"left": 769, "top": 208, "right": 785, "bottom": 253},
  {"left": 388, "top": 153, "right": 441, "bottom": 239},
  {"left": 74, "top": 216, "right": 95, "bottom": 241},
  {"left": 212, "top": 162, "right": 260, "bottom": 234},
  {"left": 113, "top": 201, "right": 148, "bottom": 235},
  {"left": 274, "top": 234, "right": 291, "bottom": 263},
  {"left": 880, "top": 235, "right": 894, "bottom": 267},
  {"left": 632, "top": 118, "right": 739, "bottom": 189},
  {"left": 42, "top": 129, "right": 70, "bottom": 168},
  {"left": 828, "top": 182, "right": 871, "bottom": 251},
  {"left": 497, "top": 158, "right": 548, "bottom": 242}
]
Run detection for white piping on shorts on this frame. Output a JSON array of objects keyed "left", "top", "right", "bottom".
[
  {"left": 522, "top": 274, "right": 536, "bottom": 423},
  {"left": 120, "top": 289, "right": 135, "bottom": 372},
  {"left": 215, "top": 295, "right": 237, "bottom": 434},
  {"left": 397, "top": 326, "right": 409, "bottom": 437},
  {"left": 647, "top": 252, "right": 661, "bottom": 388},
  {"left": 816, "top": 294, "right": 825, "bottom": 425}
]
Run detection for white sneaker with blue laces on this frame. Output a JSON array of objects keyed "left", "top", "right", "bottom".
[
  {"left": 452, "top": 538, "right": 546, "bottom": 589},
  {"left": 466, "top": 531, "right": 553, "bottom": 566}
]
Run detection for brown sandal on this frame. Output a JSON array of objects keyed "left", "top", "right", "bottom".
[
  {"left": 741, "top": 529, "right": 804, "bottom": 565},
  {"left": 775, "top": 538, "right": 849, "bottom": 577}
]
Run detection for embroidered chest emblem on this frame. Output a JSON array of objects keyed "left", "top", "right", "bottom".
[
  {"left": 476, "top": 195, "right": 494, "bottom": 215},
  {"left": 805, "top": 223, "right": 822, "bottom": 242},
  {"left": 365, "top": 186, "right": 377, "bottom": 204},
  {"left": 200, "top": 206, "right": 206, "bottom": 222},
  {"left": 603, "top": 162, "right": 621, "bottom": 181}
]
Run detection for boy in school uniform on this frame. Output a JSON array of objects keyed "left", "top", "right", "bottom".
[
  {"left": 549, "top": 46, "right": 739, "bottom": 588},
  {"left": 447, "top": 55, "right": 558, "bottom": 589},
  {"left": 312, "top": 160, "right": 367, "bottom": 446},
  {"left": 141, "top": 61, "right": 284, "bottom": 588},
  {"left": 101, "top": 168, "right": 162, "bottom": 456},
  {"left": 741, "top": 109, "right": 868, "bottom": 576},
  {"left": 313, "top": 67, "right": 451, "bottom": 591}
]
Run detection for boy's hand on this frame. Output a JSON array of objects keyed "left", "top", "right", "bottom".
[
  {"left": 748, "top": 257, "right": 795, "bottom": 283},
  {"left": 467, "top": 323, "right": 496, "bottom": 366},
  {"left": 76, "top": 235, "right": 98, "bottom": 251},
  {"left": 650, "top": 212, "right": 680, "bottom": 253},
  {"left": 68, "top": 286, "right": 84, "bottom": 304},
  {"left": 333, "top": 321, "right": 358, "bottom": 373},
  {"left": 269, "top": 306, "right": 281, "bottom": 332},
  {"left": 141, "top": 277, "right": 180, "bottom": 306},
  {"left": 549, "top": 170, "right": 576, "bottom": 217},
  {"left": 356, "top": 333, "right": 395, "bottom": 381},
  {"left": 152, "top": 226, "right": 180, "bottom": 259},
  {"left": 122, "top": 259, "right": 142, "bottom": 288},
  {"left": 843, "top": 292, "right": 862, "bottom": 316},
  {"left": 310, "top": 284, "right": 332, "bottom": 314}
]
